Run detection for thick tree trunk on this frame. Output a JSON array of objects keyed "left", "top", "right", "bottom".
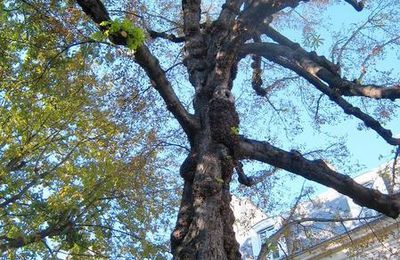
[
  {"left": 171, "top": 149, "right": 241, "bottom": 259},
  {"left": 171, "top": 89, "right": 242, "bottom": 259},
  {"left": 169, "top": 1, "right": 246, "bottom": 257}
]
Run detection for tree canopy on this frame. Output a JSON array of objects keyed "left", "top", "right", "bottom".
[{"left": 1, "top": 0, "right": 400, "bottom": 259}]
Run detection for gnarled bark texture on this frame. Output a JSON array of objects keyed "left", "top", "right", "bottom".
[{"left": 171, "top": 91, "right": 242, "bottom": 258}]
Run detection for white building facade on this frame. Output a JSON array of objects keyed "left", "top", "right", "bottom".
[{"left": 232, "top": 162, "right": 400, "bottom": 259}]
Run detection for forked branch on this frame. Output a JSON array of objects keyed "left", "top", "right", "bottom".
[
  {"left": 261, "top": 26, "right": 400, "bottom": 101},
  {"left": 76, "top": 0, "right": 198, "bottom": 137},
  {"left": 240, "top": 42, "right": 400, "bottom": 146},
  {"left": 239, "top": 0, "right": 310, "bottom": 25},
  {"left": 238, "top": 136, "right": 400, "bottom": 218}
]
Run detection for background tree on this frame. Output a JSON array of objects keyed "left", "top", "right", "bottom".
[
  {"left": 1, "top": 0, "right": 400, "bottom": 259},
  {"left": 0, "top": 1, "right": 177, "bottom": 258}
]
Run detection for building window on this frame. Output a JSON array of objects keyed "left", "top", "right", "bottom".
[
  {"left": 240, "top": 238, "right": 254, "bottom": 259},
  {"left": 258, "top": 226, "right": 280, "bottom": 259},
  {"left": 258, "top": 225, "right": 274, "bottom": 242},
  {"left": 272, "top": 249, "right": 280, "bottom": 259}
]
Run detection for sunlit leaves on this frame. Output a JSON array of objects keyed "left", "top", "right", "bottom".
[
  {"left": 97, "top": 18, "right": 146, "bottom": 50},
  {"left": 0, "top": 1, "right": 168, "bottom": 258}
]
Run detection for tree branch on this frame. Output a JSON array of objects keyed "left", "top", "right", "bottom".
[
  {"left": 76, "top": 0, "right": 109, "bottom": 25},
  {"left": 237, "top": 136, "right": 400, "bottom": 218},
  {"left": 182, "top": 0, "right": 201, "bottom": 35},
  {"left": 134, "top": 45, "right": 199, "bottom": 137},
  {"left": 215, "top": 0, "right": 244, "bottom": 30},
  {"left": 0, "top": 141, "right": 82, "bottom": 208},
  {"left": 147, "top": 30, "right": 185, "bottom": 43},
  {"left": 240, "top": 42, "right": 400, "bottom": 146},
  {"left": 261, "top": 26, "right": 340, "bottom": 75},
  {"left": 75, "top": 0, "right": 198, "bottom": 138},
  {"left": 344, "top": 0, "right": 364, "bottom": 12},
  {"left": 261, "top": 26, "right": 400, "bottom": 100},
  {"left": 0, "top": 220, "right": 73, "bottom": 251},
  {"left": 239, "top": 0, "right": 310, "bottom": 25},
  {"left": 212, "top": 0, "right": 308, "bottom": 92},
  {"left": 251, "top": 33, "right": 265, "bottom": 96},
  {"left": 76, "top": 224, "right": 140, "bottom": 240},
  {"left": 181, "top": 0, "right": 204, "bottom": 77},
  {"left": 235, "top": 161, "right": 254, "bottom": 186}
]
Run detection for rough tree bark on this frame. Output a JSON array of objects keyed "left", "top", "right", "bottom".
[{"left": 75, "top": 0, "right": 400, "bottom": 259}]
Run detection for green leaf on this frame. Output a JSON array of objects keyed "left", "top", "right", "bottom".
[
  {"left": 99, "top": 21, "right": 111, "bottom": 27},
  {"left": 91, "top": 31, "right": 106, "bottom": 41},
  {"left": 96, "top": 19, "right": 145, "bottom": 50}
]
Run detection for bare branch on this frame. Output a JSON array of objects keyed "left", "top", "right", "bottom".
[
  {"left": 251, "top": 33, "right": 265, "bottom": 96},
  {"left": 358, "top": 35, "right": 400, "bottom": 81},
  {"left": 76, "top": 224, "right": 140, "bottom": 240},
  {"left": 291, "top": 214, "right": 382, "bottom": 224},
  {"left": 235, "top": 161, "right": 254, "bottom": 186},
  {"left": 42, "top": 240, "right": 56, "bottom": 258},
  {"left": 239, "top": 0, "right": 309, "bottom": 25},
  {"left": 261, "top": 26, "right": 400, "bottom": 101},
  {"left": 237, "top": 136, "right": 400, "bottom": 218},
  {"left": 147, "top": 30, "right": 185, "bottom": 43},
  {"left": 109, "top": 9, "right": 181, "bottom": 27},
  {"left": 156, "top": 141, "right": 190, "bottom": 152},
  {"left": 344, "top": 0, "right": 364, "bottom": 12},
  {"left": 75, "top": 0, "right": 199, "bottom": 137},
  {"left": 335, "top": 5, "right": 385, "bottom": 64},
  {"left": 215, "top": 0, "right": 244, "bottom": 30},
  {"left": 134, "top": 45, "right": 199, "bottom": 137},
  {"left": 240, "top": 42, "right": 400, "bottom": 145}
]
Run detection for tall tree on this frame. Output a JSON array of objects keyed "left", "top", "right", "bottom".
[
  {"left": 2, "top": 0, "right": 400, "bottom": 258},
  {"left": 74, "top": 0, "right": 400, "bottom": 258}
]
